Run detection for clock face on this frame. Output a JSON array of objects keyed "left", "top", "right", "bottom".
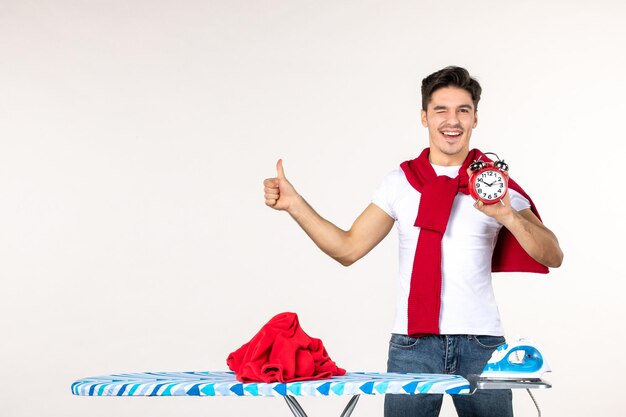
[{"left": 474, "top": 169, "right": 507, "bottom": 201}]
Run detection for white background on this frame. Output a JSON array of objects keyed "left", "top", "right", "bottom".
[{"left": 1, "top": 1, "right": 625, "bottom": 416}]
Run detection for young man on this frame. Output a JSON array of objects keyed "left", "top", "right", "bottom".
[{"left": 263, "top": 66, "right": 563, "bottom": 417}]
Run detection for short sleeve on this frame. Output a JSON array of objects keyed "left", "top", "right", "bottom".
[
  {"left": 371, "top": 168, "right": 402, "bottom": 220},
  {"left": 509, "top": 189, "right": 531, "bottom": 212}
]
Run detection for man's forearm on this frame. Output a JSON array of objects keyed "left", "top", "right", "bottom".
[
  {"left": 287, "top": 195, "right": 355, "bottom": 265},
  {"left": 286, "top": 197, "right": 394, "bottom": 267},
  {"left": 263, "top": 160, "right": 393, "bottom": 266},
  {"left": 498, "top": 209, "right": 563, "bottom": 268}
]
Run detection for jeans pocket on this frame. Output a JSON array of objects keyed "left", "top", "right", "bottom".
[
  {"left": 471, "top": 335, "right": 506, "bottom": 349},
  {"left": 389, "top": 333, "right": 422, "bottom": 349}
]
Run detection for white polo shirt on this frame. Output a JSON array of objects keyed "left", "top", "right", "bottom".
[{"left": 372, "top": 165, "right": 530, "bottom": 336}]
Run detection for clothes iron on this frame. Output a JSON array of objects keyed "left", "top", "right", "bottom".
[
  {"left": 468, "top": 338, "right": 552, "bottom": 392},
  {"left": 481, "top": 338, "right": 551, "bottom": 380}
]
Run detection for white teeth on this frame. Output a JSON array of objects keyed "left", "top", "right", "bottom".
[{"left": 442, "top": 131, "right": 461, "bottom": 136}]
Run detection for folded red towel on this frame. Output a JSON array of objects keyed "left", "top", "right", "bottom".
[{"left": 227, "top": 312, "right": 346, "bottom": 383}]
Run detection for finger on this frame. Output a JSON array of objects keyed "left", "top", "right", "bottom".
[
  {"left": 276, "top": 159, "right": 286, "bottom": 179},
  {"left": 265, "top": 198, "right": 277, "bottom": 207},
  {"left": 264, "top": 185, "right": 279, "bottom": 193},
  {"left": 263, "top": 178, "right": 279, "bottom": 187},
  {"left": 264, "top": 193, "right": 280, "bottom": 200}
]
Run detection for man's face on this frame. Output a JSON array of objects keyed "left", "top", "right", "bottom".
[{"left": 421, "top": 86, "right": 477, "bottom": 165}]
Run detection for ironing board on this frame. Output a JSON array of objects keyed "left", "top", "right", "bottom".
[{"left": 72, "top": 371, "right": 472, "bottom": 417}]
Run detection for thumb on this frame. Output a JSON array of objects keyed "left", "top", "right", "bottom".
[{"left": 276, "top": 158, "right": 286, "bottom": 179}]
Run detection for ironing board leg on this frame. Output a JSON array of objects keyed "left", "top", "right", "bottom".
[
  {"left": 283, "top": 395, "right": 360, "bottom": 417},
  {"left": 284, "top": 396, "right": 309, "bottom": 417},
  {"left": 339, "top": 395, "right": 360, "bottom": 417}
]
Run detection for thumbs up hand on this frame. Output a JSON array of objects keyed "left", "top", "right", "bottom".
[{"left": 263, "top": 159, "right": 299, "bottom": 211}]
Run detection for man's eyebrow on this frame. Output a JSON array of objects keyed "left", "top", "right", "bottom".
[{"left": 432, "top": 104, "right": 474, "bottom": 111}]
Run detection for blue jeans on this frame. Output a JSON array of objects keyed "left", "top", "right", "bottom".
[{"left": 384, "top": 334, "right": 513, "bottom": 417}]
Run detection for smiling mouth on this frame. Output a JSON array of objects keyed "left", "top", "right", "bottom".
[{"left": 440, "top": 130, "right": 463, "bottom": 138}]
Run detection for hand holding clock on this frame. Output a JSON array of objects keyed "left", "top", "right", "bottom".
[
  {"left": 467, "top": 167, "right": 514, "bottom": 222},
  {"left": 472, "top": 189, "right": 516, "bottom": 222}
]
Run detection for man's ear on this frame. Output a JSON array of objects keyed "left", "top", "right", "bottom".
[
  {"left": 473, "top": 111, "right": 478, "bottom": 128},
  {"left": 421, "top": 109, "right": 428, "bottom": 127}
]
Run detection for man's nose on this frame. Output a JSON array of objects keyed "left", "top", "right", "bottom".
[{"left": 446, "top": 110, "right": 460, "bottom": 124}]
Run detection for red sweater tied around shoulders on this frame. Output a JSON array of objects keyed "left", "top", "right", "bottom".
[{"left": 400, "top": 148, "right": 549, "bottom": 336}]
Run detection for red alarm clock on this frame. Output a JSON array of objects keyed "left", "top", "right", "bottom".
[{"left": 468, "top": 153, "right": 509, "bottom": 205}]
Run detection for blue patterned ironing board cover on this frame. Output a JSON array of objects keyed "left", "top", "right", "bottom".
[{"left": 71, "top": 371, "right": 471, "bottom": 397}]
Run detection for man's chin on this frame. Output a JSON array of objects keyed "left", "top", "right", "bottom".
[
  {"left": 439, "top": 143, "right": 468, "bottom": 156},
  {"left": 428, "top": 142, "right": 470, "bottom": 165}
]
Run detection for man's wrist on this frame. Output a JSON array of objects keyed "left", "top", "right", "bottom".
[
  {"left": 495, "top": 208, "right": 520, "bottom": 229},
  {"left": 286, "top": 194, "right": 307, "bottom": 219}
]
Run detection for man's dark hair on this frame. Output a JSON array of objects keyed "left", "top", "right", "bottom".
[{"left": 421, "top": 66, "right": 482, "bottom": 111}]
